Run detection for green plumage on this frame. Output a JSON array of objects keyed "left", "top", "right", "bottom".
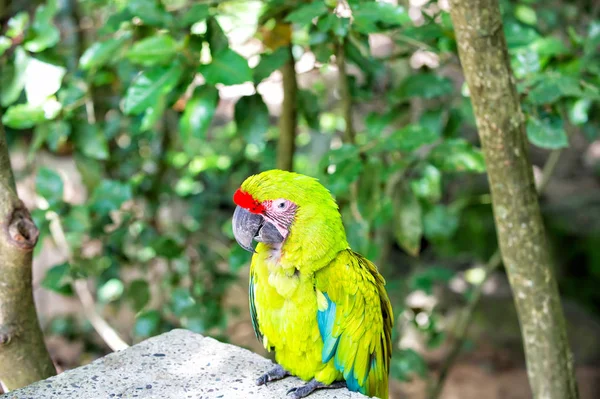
[{"left": 240, "top": 170, "right": 393, "bottom": 398}]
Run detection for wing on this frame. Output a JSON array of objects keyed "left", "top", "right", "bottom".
[
  {"left": 315, "top": 250, "right": 393, "bottom": 399},
  {"left": 249, "top": 266, "right": 263, "bottom": 344}
]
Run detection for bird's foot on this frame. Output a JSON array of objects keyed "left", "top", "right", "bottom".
[
  {"left": 286, "top": 379, "right": 346, "bottom": 398},
  {"left": 256, "top": 364, "right": 290, "bottom": 386}
]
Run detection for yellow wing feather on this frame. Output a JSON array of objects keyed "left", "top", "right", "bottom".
[{"left": 315, "top": 249, "right": 393, "bottom": 399}]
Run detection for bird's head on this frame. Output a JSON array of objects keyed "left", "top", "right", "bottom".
[{"left": 232, "top": 170, "right": 348, "bottom": 266}]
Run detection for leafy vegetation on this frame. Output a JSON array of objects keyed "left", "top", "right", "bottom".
[{"left": 1, "top": 0, "right": 599, "bottom": 393}]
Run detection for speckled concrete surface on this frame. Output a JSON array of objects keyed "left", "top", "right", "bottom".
[{"left": 5, "top": 329, "right": 368, "bottom": 399}]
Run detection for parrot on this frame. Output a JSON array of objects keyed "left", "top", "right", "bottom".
[{"left": 231, "top": 169, "right": 393, "bottom": 399}]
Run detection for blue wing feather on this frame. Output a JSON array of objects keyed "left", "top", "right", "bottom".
[{"left": 317, "top": 293, "right": 340, "bottom": 363}]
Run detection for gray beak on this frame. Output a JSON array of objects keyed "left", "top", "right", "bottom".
[{"left": 232, "top": 206, "right": 285, "bottom": 253}]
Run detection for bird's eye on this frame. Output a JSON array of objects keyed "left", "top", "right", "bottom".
[{"left": 278, "top": 201, "right": 286, "bottom": 209}]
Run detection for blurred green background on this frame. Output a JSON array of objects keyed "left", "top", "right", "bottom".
[{"left": 1, "top": 0, "right": 599, "bottom": 397}]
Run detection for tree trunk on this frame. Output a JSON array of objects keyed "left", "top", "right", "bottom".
[
  {"left": 0, "top": 120, "right": 56, "bottom": 391},
  {"left": 449, "top": 1, "right": 579, "bottom": 398},
  {"left": 276, "top": 43, "right": 297, "bottom": 172}
]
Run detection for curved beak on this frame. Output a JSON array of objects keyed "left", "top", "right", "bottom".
[
  {"left": 233, "top": 206, "right": 263, "bottom": 253},
  {"left": 232, "top": 206, "right": 285, "bottom": 253}
]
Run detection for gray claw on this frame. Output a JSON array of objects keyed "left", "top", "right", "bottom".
[{"left": 256, "top": 364, "right": 290, "bottom": 386}]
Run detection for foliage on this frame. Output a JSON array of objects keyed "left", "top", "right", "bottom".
[{"left": 1, "top": 0, "right": 599, "bottom": 386}]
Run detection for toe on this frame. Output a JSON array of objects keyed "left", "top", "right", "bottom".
[{"left": 256, "top": 375, "right": 268, "bottom": 386}]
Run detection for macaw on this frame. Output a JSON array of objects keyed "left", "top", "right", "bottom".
[{"left": 232, "top": 169, "right": 393, "bottom": 399}]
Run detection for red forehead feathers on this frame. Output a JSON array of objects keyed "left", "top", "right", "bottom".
[{"left": 233, "top": 189, "right": 265, "bottom": 214}]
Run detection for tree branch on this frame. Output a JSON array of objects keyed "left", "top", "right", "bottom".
[
  {"left": 448, "top": 1, "right": 579, "bottom": 398},
  {"left": 429, "top": 141, "right": 567, "bottom": 398},
  {"left": 275, "top": 29, "right": 298, "bottom": 172},
  {"left": 0, "top": 116, "right": 56, "bottom": 391}
]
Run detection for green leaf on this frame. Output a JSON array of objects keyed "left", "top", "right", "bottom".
[
  {"left": 285, "top": 2, "right": 329, "bottom": 25},
  {"left": 74, "top": 153, "right": 103, "bottom": 191},
  {"left": 389, "top": 124, "right": 440, "bottom": 152},
  {"left": 6, "top": 12, "right": 29, "bottom": 38},
  {"left": 514, "top": 5, "right": 537, "bottom": 26},
  {"left": 199, "top": 48, "right": 252, "bottom": 86},
  {"left": 530, "top": 37, "right": 569, "bottom": 58},
  {"left": 526, "top": 114, "right": 568, "bottom": 149},
  {"left": 24, "top": 0, "right": 60, "bottom": 52},
  {"left": 97, "top": 279, "right": 124, "bottom": 303},
  {"left": 179, "top": 4, "right": 210, "bottom": 28},
  {"left": 127, "top": 35, "right": 179, "bottom": 66},
  {"left": 352, "top": 2, "right": 409, "bottom": 33},
  {"left": 504, "top": 20, "right": 539, "bottom": 49},
  {"left": 75, "top": 125, "right": 109, "bottom": 160},
  {"left": 527, "top": 75, "right": 582, "bottom": 105},
  {"left": 42, "top": 263, "right": 73, "bottom": 296},
  {"left": 0, "top": 36, "right": 11, "bottom": 56},
  {"left": 127, "top": 279, "right": 151, "bottom": 312},
  {"left": 152, "top": 237, "right": 184, "bottom": 259},
  {"left": 317, "top": 14, "right": 350, "bottom": 37},
  {"left": 365, "top": 111, "right": 396, "bottom": 137},
  {"left": 127, "top": 0, "right": 173, "bottom": 27},
  {"left": 170, "top": 288, "right": 196, "bottom": 317},
  {"left": 344, "top": 38, "right": 381, "bottom": 80},
  {"left": 140, "top": 95, "right": 166, "bottom": 132},
  {"left": 235, "top": 94, "right": 270, "bottom": 145},
  {"left": 2, "top": 104, "right": 43, "bottom": 129},
  {"left": 569, "top": 99, "right": 591, "bottom": 126},
  {"left": 411, "top": 165, "right": 441, "bottom": 203},
  {"left": 394, "top": 73, "right": 453, "bottom": 100},
  {"left": 410, "top": 267, "right": 455, "bottom": 294},
  {"left": 79, "top": 36, "right": 129, "bottom": 70},
  {"left": 391, "top": 349, "right": 427, "bottom": 382},
  {"left": 429, "top": 139, "right": 486, "bottom": 173},
  {"left": 253, "top": 47, "right": 290, "bottom": 84},
  {"left": 510, "top": 48, "right": 540, "bottom": 78},
  {"left": 63, "top": 205, "right": 91, "bottom": 246},
  {"left": 320, "top": 144, "right": 363, "bottom": 196},
  {"left": 123, "top": 62, "right": 184, "bottom": 115},
  {"left": 424, "top": 205, "right": 459, "bottom": 240},
  {"left": 134, "top": 310, "right": 161, "bottom": 337},
  {"left": 393, "top": 184, "right": 422, "bottom": 257},
  {"left": 206, "top": 17, "right": 229, "bottom": 54},
  {"left": 179, "top": 86, "right": 218, "bottom": 148},
  {"left": 36, "top": 167, "right": 63, "bottom": 206},
  {"left": 90, "top": 180, "right": 133, "bottom": 216},
  {"left": 1, "top": 47, "right": 30, "bottom": 107}
]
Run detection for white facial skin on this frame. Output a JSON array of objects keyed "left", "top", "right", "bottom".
[{"left": 262, "top": 198, "right": 297, "bottom": 241}]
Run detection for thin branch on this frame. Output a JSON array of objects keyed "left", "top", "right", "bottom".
[
  {"left": 47, "top": 212, "right": 129, "bottom": 352},
  {"left": 275, "top": 42, "right": 297, "bottom": 171},
  {"left": 73, "top": 281, "right": 129, "bottom": 352},
  {"left": 335, "top": 40, "right": 355, "bottom": 144}
]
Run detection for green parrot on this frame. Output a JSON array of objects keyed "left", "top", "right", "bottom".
[{"left": 232, "top": 169, "right": 393, "bottom": 398}]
